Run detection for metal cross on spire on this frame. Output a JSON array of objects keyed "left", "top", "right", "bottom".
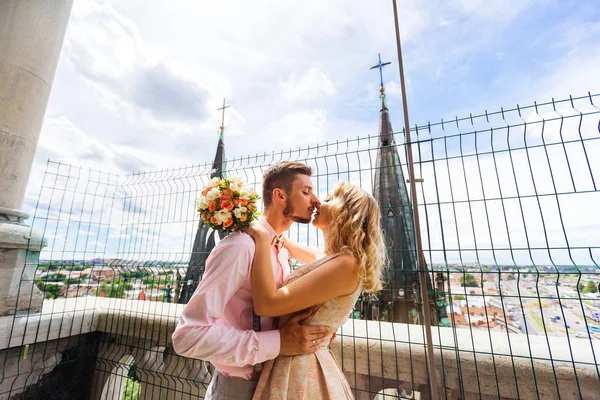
[
  {"left": 369, "top": 53, "right": 392, "bottom": 89},
  {"left": 217, "top": 98, "right": 231, "bottom": 134}
]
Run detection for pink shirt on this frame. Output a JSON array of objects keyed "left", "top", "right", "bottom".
[{"left": 172, "top": 218, "right": 291, "bottom": 380}]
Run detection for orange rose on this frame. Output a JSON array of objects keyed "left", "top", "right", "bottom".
[
  {"left": 202, "top": 187, "right": 211, "bottom": 196},
  {"left": 238, "top": 198, "right": 248, "bottom": 206},
  {"left": 240, "top": 213, "right": 248, "bottom": 222},
  {"left": 220, "top": 199, "right": 234, "bottom": 211},
  {"left": 210, "top": 216, "right": 219, "bottom": 225},
  {"left": 220, "top": 189, "right": 234, "bottom": 200},
  {"left": 208, "top": 200, "right": 216, "bottom": 212},
  {"left": 223, "top": 217, "right": 233, "bottom": 228}
]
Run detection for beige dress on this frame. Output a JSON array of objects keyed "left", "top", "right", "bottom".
[{"left": 253, "top": 253, "right": 360, "bottom": 400}]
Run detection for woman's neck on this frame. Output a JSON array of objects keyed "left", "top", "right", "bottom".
[{"left": 322, "top": 230, "right": 331, "bottom": 254}]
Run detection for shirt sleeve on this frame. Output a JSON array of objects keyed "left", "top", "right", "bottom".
[{"left": 171, "top": 236, "right": 280, "bottom": 366}]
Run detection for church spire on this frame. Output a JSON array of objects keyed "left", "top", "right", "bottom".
[
  {"left": 367, "top": 53, "right": 427, "bottom": 324},
  {"left": 370, "top": 54, "right": 394, "bottom": 147},
  {"left": 211, "top": 98, "right": 230, "bottom": 179},
  {"left": 366, "top": 53, "right": 447, "bottom": 326},
  {"left": 178, "top": 98, "right": 230, "bottom": 304}
]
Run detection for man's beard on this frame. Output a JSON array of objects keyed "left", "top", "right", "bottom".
[{"left": 283, "top": 199, "right": 312, "bottom": 224}]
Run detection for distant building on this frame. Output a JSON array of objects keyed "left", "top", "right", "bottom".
[
  {"left": 89, "top": 268, "right": 116, "bottom": 281},
  {"left": 450, "top": 301, "right": 519, "bottom": 333},
  {"left": 62, "top": 284, "right": 97, "bottom": 298}
]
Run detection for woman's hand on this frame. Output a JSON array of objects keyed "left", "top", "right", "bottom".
[{"left": 242, "top": 221, "right": 270, "bottom": 242}]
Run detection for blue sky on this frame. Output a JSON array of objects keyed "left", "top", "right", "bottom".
[{"left": 24, "top": 0, "right": 600, "bottom": 264}]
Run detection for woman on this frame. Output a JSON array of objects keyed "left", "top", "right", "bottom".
[{"left": 244, "top": 181, "right": 387, "bottom": 400}]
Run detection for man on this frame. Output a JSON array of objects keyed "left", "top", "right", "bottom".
[{"left": 172, "top": 161, "right": 330, "bottom": 400}]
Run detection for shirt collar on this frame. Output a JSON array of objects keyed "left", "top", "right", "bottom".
[{"left": 258, "top": 217, "right": 281, "bottom": 247}]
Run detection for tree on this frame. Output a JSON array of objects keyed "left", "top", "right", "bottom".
[
  {"left": 460, "top": 273, "right": 478, "bottom": 287},
  {"left": 41, "top": 273, "right": 66, "bottom": 282},
  {"left": 122, "top": 362, "right": 140, "bottom": 400},
  {"left": 142, "top": 276, "right": 171, "bottom": 285},
  {"left": 452, "top": 295, "right": 465, "bottom": 301},
  {"left": 583, "top": 280, "right": 598, "bottom": 294},
  {"left": 578, "top": 283, "right": 585, "bottom": 292},
  {"left": 35, "top": 279, "right": 45, "bottom": 291},
  {"left": 96, "top": 279, "right": 129, "bottom": 298},
  {"left": 44, "top": 284, "right": 61, "bottom": 299},
  {"left": 45, "top": 261, "right": 61, "bottom": 270},
  {"left": 62, "top": 278, "right": 82, "bottom": 286},
  {"left": 121, "top": 269, "right": 149, "bottom": 280}
]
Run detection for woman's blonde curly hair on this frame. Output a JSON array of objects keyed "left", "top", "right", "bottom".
[{"left": 323, "top": 182, "right": 387, "bottom": 292}]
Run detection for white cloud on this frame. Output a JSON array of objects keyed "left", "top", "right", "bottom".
[
  {"left": 273, "top": 109, "right": 328, "bottom": 146},
  {"left": 64, "top": 1, "right": 219, "bottom": 127},
  {"left": 383, "top": 80, "right": 402, "bottom": 98},
  {"left": 280, "top": 67, "right": 335, "bottom": 102},
  {"left": 36, "top": 116, "right": 154, "bottom": 173},
  {"left": 37, "top": 117, "right": 110, "bottom": 168}
]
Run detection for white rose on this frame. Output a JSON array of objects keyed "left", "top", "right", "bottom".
[
  {"left": 210, "top": 177, "right": 220, "bottom": 185},
  {"left": 197, "top": 197, "right": 209, "bottom": 210},
  {"left": 206, "top": 188, "right": 220, "bottom": 201},
  {"left": 233, "top": 206, "right": 247, "bottom": 219},
  {"left": 239, "top": 187, "right": 253, "bottom": 198},
  {"left": 215, "top": 209, "right": 231, "bottom": 223},
  {"left": 229, "top": 178, "right": 244, "bottom": 191}
]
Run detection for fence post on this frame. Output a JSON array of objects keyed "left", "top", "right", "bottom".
[{"left": 391, "top": 0, "right": 440, "bottom": 398}]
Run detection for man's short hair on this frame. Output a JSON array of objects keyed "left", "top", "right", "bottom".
[{"left": 262, "top": 162, "right": 312, "bottom": 208}]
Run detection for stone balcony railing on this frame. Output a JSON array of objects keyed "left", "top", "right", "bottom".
[{"left": 1, "top": 298, "right": 599, "bottom": 399}]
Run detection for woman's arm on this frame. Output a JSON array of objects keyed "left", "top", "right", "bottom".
[
  {"left": 249, "top": 230, "right": 360, "bottom": 317},
  {"left": 281, "top": 236, "right": 321, "bottom": 263}
]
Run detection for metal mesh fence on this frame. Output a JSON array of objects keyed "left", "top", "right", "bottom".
[{"left": 2, "top": 93, "right": 600, "bottom": 399}]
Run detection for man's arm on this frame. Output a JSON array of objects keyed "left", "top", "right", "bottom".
[{"left": 172, "top": 236, "right": 279, "bottom": 366}]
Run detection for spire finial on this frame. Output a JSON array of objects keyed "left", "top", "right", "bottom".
[
  {"left": 369, "top": 53, "right": 392, "bottom": 90},
  {"left": 217, "top": 98, "right": 231, "bottom": 135}
]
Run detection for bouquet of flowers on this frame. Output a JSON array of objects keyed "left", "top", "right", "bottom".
[{"left": 196, "top": 177, "right": 260, "bottom": 233}]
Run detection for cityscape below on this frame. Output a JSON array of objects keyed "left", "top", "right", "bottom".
[{"left": 35, "top": 258, "right": 600, "bottom": 340}]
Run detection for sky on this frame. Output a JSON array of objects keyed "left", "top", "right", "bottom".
[{"left": 23, "top": 0, "right": 600, "bottom": 265}]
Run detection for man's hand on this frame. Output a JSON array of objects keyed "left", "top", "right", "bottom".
[{"left": 279, "top": 308, "right": 330, "bottom": 356}]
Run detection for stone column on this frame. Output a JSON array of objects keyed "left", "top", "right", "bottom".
[{"left": 0, "top": 0, "right": 74, "bottom": 315}]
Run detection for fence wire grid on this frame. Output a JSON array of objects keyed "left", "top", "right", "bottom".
[{"left": 1, "top": 93, "right": 600, "bottom": 399}]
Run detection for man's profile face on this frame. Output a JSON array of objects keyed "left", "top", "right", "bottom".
[{"left": 283, "top": 174, "right": 320, "bottom": 224}]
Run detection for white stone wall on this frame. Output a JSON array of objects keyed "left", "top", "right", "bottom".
[{"left": 2, "top": 298, "right": 599, "bottom": 399}]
